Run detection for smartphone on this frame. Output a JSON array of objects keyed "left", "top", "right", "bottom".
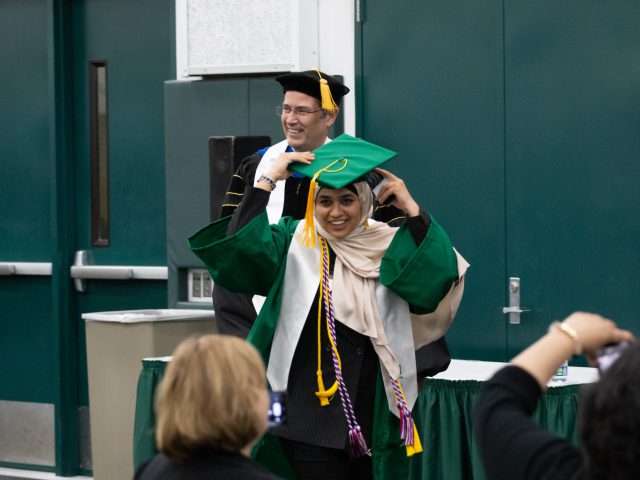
[
  {"left": 268, "top": 391, "right": 287, "bottom": 428},
  {"left": 596, "top": 341, "right": 630, "bottom": 374},
  {"left": 372, "top": 178, "right": 396, "bottom": 205}
]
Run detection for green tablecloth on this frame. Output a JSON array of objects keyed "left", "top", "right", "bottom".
[
  {"left": 133, "top": 360, "right": 583, "bottom": 479},
  {"left": 133, "top": 359, "right": 168, "bottom": 469}
]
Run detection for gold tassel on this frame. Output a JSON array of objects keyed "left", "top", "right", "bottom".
[
  {"left": 300, "top": 175, "right": 320, "bottom": 248},
  {"left": 298, "top": 159, "right": 348, "bottom": 248},
  {"left": 314, "top": 68, "right": 337, "bottom": 112}
]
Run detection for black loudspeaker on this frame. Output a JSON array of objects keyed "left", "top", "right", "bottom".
[{"left": 208, "top": 136, "right": 271, "bottom": 221}]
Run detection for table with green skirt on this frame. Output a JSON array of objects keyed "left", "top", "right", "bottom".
[{"left": 133, "top": 358, "right": 597, "bottom": 479}]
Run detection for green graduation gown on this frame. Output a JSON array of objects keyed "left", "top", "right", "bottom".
[{"left": 189, "top": 212, "right": 458, "bottom": 479}]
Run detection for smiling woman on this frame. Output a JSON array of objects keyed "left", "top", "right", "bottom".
[
  {"left": 188, "top": 135, "right": 468, "bottom": 479},
  {"left": 314, "top": 187, "right": 362, "bottom": 239}
]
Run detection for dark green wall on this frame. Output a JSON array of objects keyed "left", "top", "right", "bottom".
[
  {"left": 503, "top": 0, "right": 640, "bottom": 356},
  {"left": 361, "top": 0, "right": 506, "bottom": 360},
  {"left": 70, "top": 0, "right": 176, "bottom": 404},
  {"left": 0, "top": 0, "right": 56, "bottom": 402},
  {"left": 1, "top": 0, "right": 175, "bottom": 473},
  {"left": 72, "top": 0, "right": 174, "bottom": 266},
  {"left": 165, "top": 77, "right": 284, "bottom": 307},
  {"left": 0, "top": 0, "right": 51, "bottom": 260},
  {"left": 360, "top": 0, "right": 640, "bottom": 360}
]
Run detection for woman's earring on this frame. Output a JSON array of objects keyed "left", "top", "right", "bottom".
[{"left": 364, "top": 219, "right": 369, "bottom": 229}]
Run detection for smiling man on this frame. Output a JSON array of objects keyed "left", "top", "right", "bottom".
[{"left": 212, "top": 70, "right": 350, "bottom": 338}]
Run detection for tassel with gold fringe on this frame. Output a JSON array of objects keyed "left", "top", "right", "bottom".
[
  {"left": 313, "top": 68, "right": 337, "bottom": 111},
  {"left": 300, "top": 172, "right": 320, "bottom": 248}
]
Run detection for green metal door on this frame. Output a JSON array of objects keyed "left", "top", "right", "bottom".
[
  {"left": 0, "top": 0, "right": 58, "bottom": 473},
  {"left": 359, "top": 0, "right": 507, "bottom": 360},
  {"left": 1, "top": 0, "right": 174, "bottom": 475},
  {"left": 503, "top": 1, "right": 640, "bottom": 357},
  {"left": 359, "top": 0, "right": 640, "bottom": 360},
  {"left": 68, "top": 0, "right": 175, "bottom": 473}
]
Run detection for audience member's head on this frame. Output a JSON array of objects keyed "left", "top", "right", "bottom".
[
  {"left": 580, "top": 343, "right": 640, "bottom": 480},
  {"left": 155, "top": 334, "right": 269, "bottom": 461}
]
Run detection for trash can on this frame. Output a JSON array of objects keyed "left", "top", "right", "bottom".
[{"left": 83, "top": 309, "right": 216, "bottom": 480}]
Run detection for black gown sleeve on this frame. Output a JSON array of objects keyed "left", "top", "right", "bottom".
[
  {"left": 404, "top": 209, "right": 432, "bottom": 245},
  {"left": 218, "top": 152, "right": 261, "bottom": 218},
  {"left": 212, "top": 151, "right": 264, "bottom": 338},
  {"left": 472, "top": 365, "right": 583, "bottom": 480},
  {"left": 226, "top": 187, "right": 271, "bottom": 236}
]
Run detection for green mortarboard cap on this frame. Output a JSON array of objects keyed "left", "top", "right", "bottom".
[{"left": 289, "top": 134, "right": 397, "bottom": 189}]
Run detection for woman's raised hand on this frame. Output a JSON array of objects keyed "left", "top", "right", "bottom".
[
  {"left": 562, "top": 312, "right": 635, "bottom": 362},
  {"left": 374, "top": 168, "right": 420, "bottom": 217}
]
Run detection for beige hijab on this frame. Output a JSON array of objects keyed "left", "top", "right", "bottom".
[{"left": 313, "top": 182, "right": 403, "bottom": 379}]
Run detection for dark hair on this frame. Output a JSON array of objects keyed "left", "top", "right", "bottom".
[{"left": 579, "top": 343, "right": 640, "bottom": 479}]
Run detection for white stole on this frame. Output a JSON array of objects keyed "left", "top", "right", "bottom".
[
  {"left": 267, "top": 223, "right": 423, "bottom": 416},
  {"left": 252, "top": 137, "right": 331, "bottom": 313},
  {"left": 253, "top": 139, "right": 289, "bottom": 225}
]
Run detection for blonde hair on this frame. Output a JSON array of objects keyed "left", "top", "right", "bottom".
[{"left": 155, "top": 334, "right": 267, "bottom": 460}]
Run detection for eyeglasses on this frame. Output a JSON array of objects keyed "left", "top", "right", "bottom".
[{"left": 276, "top": 105, "right": 324, "bottom": 117}]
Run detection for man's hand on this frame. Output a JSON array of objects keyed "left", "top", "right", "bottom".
[{"left": 267, "top": 151, "right": 315, "bottom": 182}]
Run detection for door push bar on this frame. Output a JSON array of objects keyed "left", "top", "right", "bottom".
[
  {"left": 502, "top": 277, "right": 530, "bottom": 325},
  {"left": 70, "top": 250, "right": 168, "bottom": 293},
  {"left": 0, "top": 262, "right": 52, "bottom": 276}
]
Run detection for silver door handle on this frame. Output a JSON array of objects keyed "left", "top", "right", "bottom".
[
  {"left": 502, "top": 306, "right": 531, "bottom": 314},
  {"left": 71, "top": 250, "right": 168, "bottom": 292},
  {"left": 502, "top": 277, "right": 530, "bottom": 325}
]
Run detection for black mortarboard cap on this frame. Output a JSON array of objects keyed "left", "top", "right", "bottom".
[{"left": 276, "top": 69, "right": 350, "bottom": 111}]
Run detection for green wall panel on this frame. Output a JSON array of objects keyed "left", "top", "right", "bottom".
[
  {"left": 504, "top": 0, "right": 640, "bottom": 356},
  {"left": 361, "top": 0, "right": 506, "bottom": 360},
  {"left": 361, "top": 0, "right": 640, "bottom": 360},
  {"left": 72, "top": 0, "right": 175, "bottom": 266},
  {"left": 0, "top": 277, "right": 54, "bottom": 402},
  {"left": 0, "top": 0, "right": 51, "bottom": 260},
  {"left": 165, "top": 77, "right": 284, "bottom": 307}
]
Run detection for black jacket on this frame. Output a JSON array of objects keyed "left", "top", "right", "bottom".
[{"left": 134, "top": 451, "right": 282, "bottom": 480}]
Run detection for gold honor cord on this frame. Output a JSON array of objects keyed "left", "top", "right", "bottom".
[
  {"left": 315, "top": 237, "right": 340, "bottom": 406},
  {"left": 300, "top": 158, "right": 349, "bottom": 248}
]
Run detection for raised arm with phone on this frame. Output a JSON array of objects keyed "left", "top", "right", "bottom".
[{"left": 472, "top": 312, "right": 637, "bottom": 480}]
